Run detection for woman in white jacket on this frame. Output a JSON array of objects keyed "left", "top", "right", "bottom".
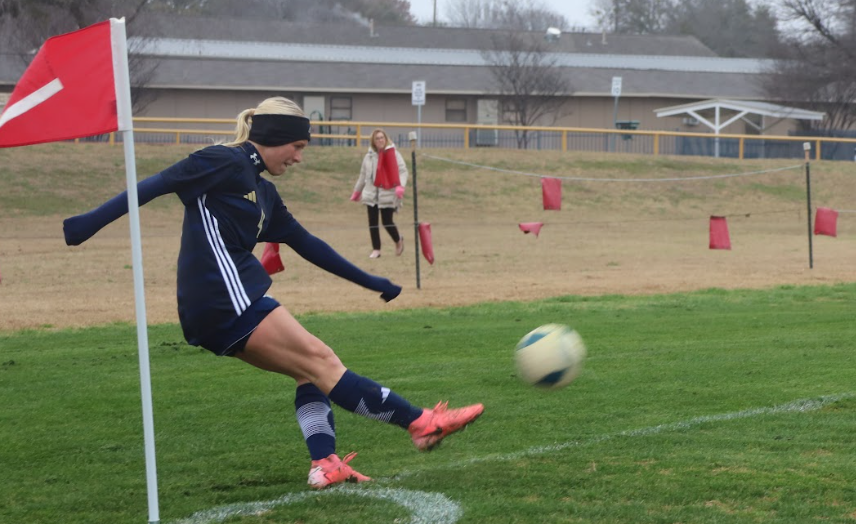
[{"left": 351, "top": 128, "right": 408, "bottom": 258}]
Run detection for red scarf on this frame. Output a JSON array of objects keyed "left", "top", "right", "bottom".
[{"left": 374, "top": 147, "right": 400, "bottom": 189}]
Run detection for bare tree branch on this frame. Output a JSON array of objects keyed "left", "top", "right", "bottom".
[
  {"left": 765, "top": 0, "right": 856, "bottom": 132},
  {"left": 444, "top": 0, "right": 567, "bottom": 30},
  {"left": 481, "top": 30, "right": 573, "bottom": 148},
  {"left": 1, "top": 0, "right": 162, "bottom": 114}
]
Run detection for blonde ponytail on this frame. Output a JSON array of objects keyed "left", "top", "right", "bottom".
[{"left": 223, "top": 108, "right": 255, "bottom": 147}]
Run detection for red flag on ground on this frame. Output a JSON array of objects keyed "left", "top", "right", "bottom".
[
  {"left": 709, "top": 216, "right": 731, "bottom": 250},
  {"left": 261, "top": 243, "right": 284, "bottom": 275},
  {"left": 0, "top": 20, "right": 119, "bottom": 148},
  {"left": 518, "top": 222, "right": 544, "bottom": 237},
  {"left": 541, "top": 177, "right": 562, "bottom": 210},
  {"left": 814, "top": 207, "right": 838, "bottom": 237},
  {"left": 418, "top": 222, "right": 434, "bottom": 265}
]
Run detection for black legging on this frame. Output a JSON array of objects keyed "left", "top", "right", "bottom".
[{"left": 367, "top": 205, "right": 400, "bottom": 250}]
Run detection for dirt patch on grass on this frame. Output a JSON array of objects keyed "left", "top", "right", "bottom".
[
  {"left": 1, "top": 205, "right": 852, "bottom": 332},
  {"left": 2, "top": 145, "right": 854, "bottom": 332}
]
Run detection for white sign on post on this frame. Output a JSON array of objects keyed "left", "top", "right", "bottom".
[
  {"left": 611, "top": 76, "right": 622, "bottom": 97},
  {"left": 412, "top": 81, "right": 426, "bottom": 147},
  {"left": 412, "top": 81, "right": 426, "bottom": 106}
]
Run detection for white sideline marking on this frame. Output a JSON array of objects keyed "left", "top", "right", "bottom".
[
  {"left": 172, "top": 393, "right": 851, "bottom": 523},
  {"left": 395, "top": 392, "right": 854, "bottom": 478},
  {"left": 173, "top": 486, "right": 461, "bottom": 524}
]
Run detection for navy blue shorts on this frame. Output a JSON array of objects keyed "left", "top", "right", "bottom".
[{"left": 198, "top": 296, "right": 281, "bottom": 356}]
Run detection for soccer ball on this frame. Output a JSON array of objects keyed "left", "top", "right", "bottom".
[{"left": 514, "top": 324, "right": 586, "bottom": 389}]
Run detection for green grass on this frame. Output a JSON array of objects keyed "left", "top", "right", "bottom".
[{"left": 2, "top": 284, "right": 856, "bottom": 523}]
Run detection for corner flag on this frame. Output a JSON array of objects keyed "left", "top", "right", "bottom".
[
  {"left": 0, "top": 19, "right": 132, "bottom": 147},
  {"left": 0, "top": 18, "right": 160, "bottom": 523}
]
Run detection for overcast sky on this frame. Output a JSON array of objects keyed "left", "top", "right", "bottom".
[{"left": 408, "top": 0, "right": 597, "bottom": 29}]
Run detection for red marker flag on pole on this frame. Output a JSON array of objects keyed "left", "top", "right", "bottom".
[
  {"left": 709, "top": 216, "right": 731, "bottom": 250},
  {"left": 541, "top": 177, "right": 562, "bottom": 210},
  {"left": 261, "top": 243, "right": 285, "bottom": 275},
  {"left": 814, "top": 207, "right": 838, "bottom": 237},
  {"left": 0, "top": 20, "right": 121, "bottom": 147},
  {"left": 418, "top": 222, "right": 435, "bottom": 265},
  {"left": 518, "top": 222, "right": 544, "bottom": 237}
]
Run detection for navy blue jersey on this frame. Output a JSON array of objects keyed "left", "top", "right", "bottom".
[
  {"left": 160, "top": 143, "right": 299, "bottom": 347},
  {"left": 63, "top": 141, "right": 400, "bottom": 353}
]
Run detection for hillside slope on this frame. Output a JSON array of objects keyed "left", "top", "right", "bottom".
[{"left": 0, "top": 144, "right": 853, "bottom": 331}]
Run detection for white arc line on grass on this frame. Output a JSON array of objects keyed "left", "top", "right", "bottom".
[
  {"left": 395, "top": 392, "right": 855, "bottom": 478},
  {"left": 172, "top": 486, "right": 461, "bottom": 524},
  {"left": 0, "top": 79, "right": 63, "bottom": 129},
  {"left": 172, "top": 393, "right": 851, "bottom": 523}
]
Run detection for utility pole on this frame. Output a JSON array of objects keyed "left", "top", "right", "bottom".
[
  {"left": 613, "top": 0, "right": 620, "bottom": 33},
  {"left": 433, "top": 0, "right": 438, "bottom": 26}
]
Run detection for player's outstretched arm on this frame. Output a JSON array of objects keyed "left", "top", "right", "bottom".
[
  {"left": 63, "top": 173, "right": 173, "bottom": 246},
  {"left": 283, "top": 225, "right": 401, "bottom": 302}
]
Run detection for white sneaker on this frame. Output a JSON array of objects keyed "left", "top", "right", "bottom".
[{"left": 369, "top": 250, "right": 381, "bottom": 259}]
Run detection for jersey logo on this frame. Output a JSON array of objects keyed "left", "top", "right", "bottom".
[
  {"left": 250, "top": 152, "right": 261, "bottom": 165},
  {"left": 244, "top": 191, "right": 257, "bottom": 203}
]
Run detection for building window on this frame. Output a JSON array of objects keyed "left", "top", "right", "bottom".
[
  {"left": 330, "top": 97, "right": 352, "bottom": 120},
  {"left": 445, "top": 99, "right": 467, "bottom": 122}
]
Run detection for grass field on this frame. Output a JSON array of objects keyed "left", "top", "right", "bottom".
[
  {"left": 1, "top": 144, "right": 855, "bottom": 523},
  {"left": 2, "top": 285, "right": 856, "bottom": 523}
]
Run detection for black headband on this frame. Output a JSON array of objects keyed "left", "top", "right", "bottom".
[{"left": 248, "top": 114, "right": 311, "bottom": 146}]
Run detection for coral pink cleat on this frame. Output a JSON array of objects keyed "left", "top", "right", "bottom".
[
  {"left": 307, "top": 452, "right": 372, "bottom": 489},
  {"left": 408, "top": 402, "right": 484, "bottom": 452}
]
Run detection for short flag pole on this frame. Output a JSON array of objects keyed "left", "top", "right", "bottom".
[{"left": 803, "top": 142, "right": 814, "bottom": 269}]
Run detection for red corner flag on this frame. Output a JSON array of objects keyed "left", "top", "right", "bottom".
[{"left": 0, "top": 20, "right": 121, "bottom": 148}]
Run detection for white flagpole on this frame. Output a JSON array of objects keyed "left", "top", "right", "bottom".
[{"left": 110, "top": 18, "right": 160, "bottom": 524}]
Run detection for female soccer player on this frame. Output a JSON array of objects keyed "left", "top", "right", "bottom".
[{"left": 63, "top": 96, "right": 483, "bottom": 489}]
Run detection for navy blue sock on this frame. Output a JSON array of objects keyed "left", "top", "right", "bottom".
[
  {"left": 294, "top": 383, "right": 336, "bottom": 461},
  {"left": 328, "top": 370, "right": 423, "bottom": 429}
]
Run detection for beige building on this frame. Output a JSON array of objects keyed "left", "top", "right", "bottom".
[{"left": 0, "top": 14, "right": 801, "bottom": 138}]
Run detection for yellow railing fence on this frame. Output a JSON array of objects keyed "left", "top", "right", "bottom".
[{"left": 76, "top": 117, "right": 856, "bottom": 161}]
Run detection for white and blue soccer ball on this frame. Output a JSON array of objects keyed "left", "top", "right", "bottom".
[{"left": 515, "top": 324, "right": 586, "bottom": 389}]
